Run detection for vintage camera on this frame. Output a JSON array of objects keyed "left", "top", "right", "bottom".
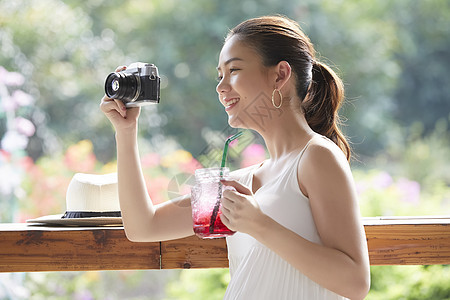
[{"left": 104, "top": 62, "right": 160, "bottom": 107}]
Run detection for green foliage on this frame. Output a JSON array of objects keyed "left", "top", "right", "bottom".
[
  {"left": 354, "top": 168, "right": 450, "bottom": 217},
  {"left": 390, "top": 1, "right": 450, "bottom": 134},
  {"left": 1, "top": 0, "right": 449, "bottom": 161},
  {"left": 379, "top": 120, "right": 450, "bottom": 185},
  {"left": 354, "top": 118, "right": 450, "bottom": 218},
  {"left": 166, "top": 268, "right": 230, "bottom": 300},
  {"left": 368, "top": 265, "right": 450, "bottom": 300},
  {"left": 18, "top": 270, "right": 180, "bottom": 300}
]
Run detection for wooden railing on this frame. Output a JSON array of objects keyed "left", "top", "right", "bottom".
[{"left": 0, "top": 217, "right": 449, "bottom": 273}]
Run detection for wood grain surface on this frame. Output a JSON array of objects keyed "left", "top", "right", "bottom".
[{"left": 1, "top": 218, "right": 449, "bottom": 272}]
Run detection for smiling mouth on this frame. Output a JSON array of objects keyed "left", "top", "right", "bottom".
[{"left": 224, "top": 98, "right": 240, "bottom": 110}]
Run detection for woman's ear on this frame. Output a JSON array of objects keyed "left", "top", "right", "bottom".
[{"left": 274, "top": 61, "right": 292, "bottom": 89}]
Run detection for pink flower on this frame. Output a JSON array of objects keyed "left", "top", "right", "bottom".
[
  {"left": 1, "top": 95, "right": 17, "bottom": 112},
  {"left": 373, "top": 171, "right": 393, "bottom": 189},
  {"left": 19, "top": 156, "right": 34, "bottom": 171},
  {"left": 11, "top": 90, "right": 34, "bottom": 106},
  {"left": 0, "top": 66, "right": 7, "bottom": 83},
  {"left": 1, "top": 130, "right": 28, "bottom": 152},
  {"left": 0, "top": 163, "right": 22, "bottom": 195},
  {"left": 240, "top": 144, "right": 266, "bottom": 168},
  {"left": 14, "top": 117, "right": 35, "bottom": 137},
  {"left": 0, "top": 66, "right": 25, "bottom": 86},
  {"left": 243, "top": 143, "right": 265, "bottom": 157},
  {"left": 396, "top": 178, "right": 421, "bottom": 205},
  {"left": 147, "top": 176, "right": 171, "bottom": 204},
  {"left": 64, "top": 140, "right": 97, "bottom": 172},
  {"left": 0, "top": 149, "right": 11, "bottom": 162},
  {"left": 141, "top": 153, "right": 160, "bottom": 168},
  {"left": 180, "top": 157, "right": 202, "bottom": 174},
  {"left": 355, "top": 181, "right": 368, "bottom": 196},
  {"left": 229, "top": 139, "right": 239, "bottom": 148}
]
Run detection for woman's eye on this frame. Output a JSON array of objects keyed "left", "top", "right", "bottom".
[{"left": 216, "top": 68, "right": 240, "bottom": 81}]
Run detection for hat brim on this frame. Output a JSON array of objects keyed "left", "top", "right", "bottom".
[{"left": 26, "top": 214, "right": 123, "bottom": 226}]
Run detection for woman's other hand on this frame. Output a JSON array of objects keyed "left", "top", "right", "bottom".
[{"left": 220, "top": 179, "right": 265, "bottom": 235}]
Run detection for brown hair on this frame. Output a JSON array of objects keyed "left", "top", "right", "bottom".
[{"left": 227, "top": 15, "right": 351, "bottom": 160}]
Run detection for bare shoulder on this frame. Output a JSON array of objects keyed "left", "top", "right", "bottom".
[
  {"left": 298, "top": 136, "right": 353, "bottom": 197},
  {"left": 302, "top": 136, "right": 350, "bottom": 172}
]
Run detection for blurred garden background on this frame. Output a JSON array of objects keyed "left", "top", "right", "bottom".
[{"left": 1, "top": 0, "right": 449, "bottom": 299}]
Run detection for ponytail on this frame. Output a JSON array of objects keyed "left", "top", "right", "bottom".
[{"left": 303, "top": 61, "right": 351, "bottom": 161}]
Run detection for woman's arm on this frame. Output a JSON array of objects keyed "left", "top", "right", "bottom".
[
  {"left": 220, "top": 141, "right": 370, "bottom": 300},
  {"left": 115, "top": 128, "right": 194, "bottom": 242},
  {"left": 100, "top": 79, "right": 193, "bottom": 242}
]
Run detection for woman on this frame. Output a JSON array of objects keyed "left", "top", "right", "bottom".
[{"left": 101, "top": 15, "right": 370, "bottom": 300}]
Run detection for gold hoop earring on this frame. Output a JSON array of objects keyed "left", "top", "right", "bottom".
[{"left": 272, "top": 89, "right": 283, "bottom": 108}]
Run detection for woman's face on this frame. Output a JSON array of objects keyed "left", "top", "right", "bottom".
[{"left": 216, "top": 35, "right": 274, "bottom": 129}]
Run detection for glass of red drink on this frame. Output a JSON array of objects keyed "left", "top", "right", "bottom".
[{"left": 191, "top": 167, "right": 235, "bottom": 239}]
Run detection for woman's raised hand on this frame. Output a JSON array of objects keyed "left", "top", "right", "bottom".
[{"left": 100, "top": 66, "right": 141, "bottom": 132}]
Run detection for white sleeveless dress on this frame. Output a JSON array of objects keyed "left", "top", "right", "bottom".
[{"left": 224, "top": 138, "right": 348, "bottom": 300}]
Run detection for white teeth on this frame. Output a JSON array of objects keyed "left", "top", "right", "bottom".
[{"left": 226, "top": 98, "right": 239, "bottom": 107}]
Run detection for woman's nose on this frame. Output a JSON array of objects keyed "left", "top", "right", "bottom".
[{"left": 216, "top": 77, "right": 231, "bottom": 95}]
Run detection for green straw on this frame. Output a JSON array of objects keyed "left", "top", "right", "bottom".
[
  {"left": 220, "top": 131, "right": 243, "bottom": 169},
  {"left": 209, "top": 131, "right": 243, "bottom": 233}
]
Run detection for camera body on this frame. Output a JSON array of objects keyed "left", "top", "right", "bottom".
[{"left": 105, "top": 62, "right": 160, "bottom": 107}]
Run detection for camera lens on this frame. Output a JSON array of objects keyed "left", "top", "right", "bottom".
[
  {"left": 105, "top": 72, "right": 140, "bottom": 102},
  {"left": 111, "top": 78, "right": 120, "bottom": 92}
]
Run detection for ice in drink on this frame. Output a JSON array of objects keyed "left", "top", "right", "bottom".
[{"left": 191, "top": 168, "right": 235, "bottom": 239}]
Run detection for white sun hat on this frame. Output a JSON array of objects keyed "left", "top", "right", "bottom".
[{"left": 27, "top": 173, "right": 122, "bottom": 226}]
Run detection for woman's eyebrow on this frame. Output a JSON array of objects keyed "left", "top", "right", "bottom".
[{"left": 216, "top": 57, "right": 244, "bottom": 70}]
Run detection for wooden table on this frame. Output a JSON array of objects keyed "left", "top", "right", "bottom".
[{"left": 1, "top": 217, "right": 449, "bottom": 273}]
